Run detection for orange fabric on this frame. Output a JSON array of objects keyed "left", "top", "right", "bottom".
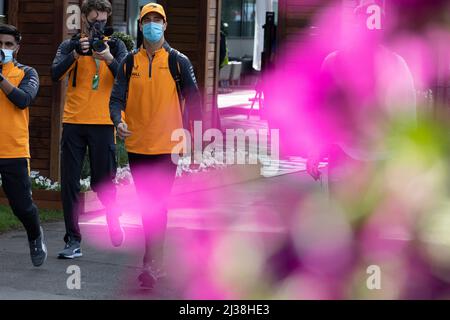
[
  {"left": 63, "top": 56, "right": 114, "bottom": 125},
  {"left": 0, "top": 62, "right": 30, "bottom": 158},
  {"left": 140, "top": 3, "right": 167, "bottom": 21},
  {"left": 124, "top": 47, "right": 185, "bottom": 155}
]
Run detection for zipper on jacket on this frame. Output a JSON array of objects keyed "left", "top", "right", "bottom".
[{"left": 148, "top": 53, "right": 155, "bottom": 78}]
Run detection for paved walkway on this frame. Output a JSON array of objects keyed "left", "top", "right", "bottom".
[
  {"left": 0, "top": 170, "right": 321, "bottom": 299},
  {"left": 0, "top": 89, "right": 324, "bottom": 299},
  {"left": 218, "top": 89, "right": 259, "bottom": 111}
]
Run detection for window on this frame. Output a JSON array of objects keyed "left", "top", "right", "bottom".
[
  {"left": 222, "top": 0, "right": 256, "bottom": 38},
  {"left": 0, "top": 0, "right": 7, "bottom": 24}
]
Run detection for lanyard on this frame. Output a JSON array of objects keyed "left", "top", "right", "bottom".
[{"left": 92, "top": 58, "right": 100, "bottom": 90}]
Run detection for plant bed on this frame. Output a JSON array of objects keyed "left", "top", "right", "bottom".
[
  {"left": 0, "top": 187, "right": 103, "bottom": 213},
  {"left": 0, "top": 188, "right": 63, "bottom": 211},
  {"left": 172, "top": 163, "right": 262, "bottom": 195},
  {"left": 0, "top": 154, "right": 263, "bottom": 214},
  {"left": 0, "top": 205, "right": 63, "bottom": 234},
  {"left": 0, "top": 186, "right": 107, "bottom": 214},
  {"left": 79, "top": 163, "right": 262, "bottom": 214}
]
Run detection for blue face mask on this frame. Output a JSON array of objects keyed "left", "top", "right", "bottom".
[
  {"left": 143, "top": 22, "right": 164, "bottom": 43},
  {"left": 0, "top": 49, "right": 14, "bottom": 64}
]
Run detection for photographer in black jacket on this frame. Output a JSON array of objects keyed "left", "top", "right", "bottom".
[{"left": 52, "top": 0, "right": 128, "bottom": 259}]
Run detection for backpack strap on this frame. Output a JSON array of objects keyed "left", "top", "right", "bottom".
[
  {"left": 168, "top": 48, "right": 184, "bottom": 103},
  {"left": 168, "top": 47, "right": 193, "bottom": 133},
  {"left": 71, "top": 62, "right": 78, "bottom": 87},
  {"left": 124, "top": 50, "right": 136, "bottom": 98},
  {"left": 125, "top": 51, "right": 135, "bottom": 82},
  {"left": 69, "top": 33, "right": 82, "bottom": 87}
]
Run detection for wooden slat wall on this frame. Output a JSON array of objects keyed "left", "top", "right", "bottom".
[
  {"left": 6, "top": 0, "right": 18, "bottom": 26},
  {"left": 159, "top": 0, "right": 204, "bottom": 87}
]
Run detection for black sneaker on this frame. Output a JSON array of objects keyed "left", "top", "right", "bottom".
[
  {"left": 138, "top": 261, "right": 166, "bottom": 289},
  {"left": 29, "top": 227, "right": 47, "bottom": 267},
  {"left": 138, "top": 270, "right": 157, "bottom": 289},
  {"left": 106, "top": 212, "right": 124, "bottom": 247},
  {"left": 58, "top": 239, "right": 82, "bottom": 259}
]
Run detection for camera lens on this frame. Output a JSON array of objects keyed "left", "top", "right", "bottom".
[{"left": 92, "top": 39, "right": 107, "bottom": 52}]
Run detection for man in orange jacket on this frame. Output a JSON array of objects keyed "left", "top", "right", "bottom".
[
  {"left": 0, "top": 24, "right": 47, "bottom": 267},
  {"left": 110, "top": 3, "right": 202, "bottom": 289}
]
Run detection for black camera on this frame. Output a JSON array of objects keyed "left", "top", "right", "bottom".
[
  {"left": 0, "top": 49, "right": 5, "bottom": 63},
  {"left": 90, "top": 28, "right": 109, "bottom": 52},
  {"left": 71, "top": 26, "right": 115, "bottom": 56}
]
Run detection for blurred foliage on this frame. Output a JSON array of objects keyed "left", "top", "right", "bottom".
[{"left": 112, "top": 32, "right": 135, "bottom": 52}]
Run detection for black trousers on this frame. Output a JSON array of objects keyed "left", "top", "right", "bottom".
[
  {"left": 128, "top": 153, "right": 178, "bottom": 266},
  {"left": 61, "top": 124, "right": 117, "bottom": 243},
  {"left": 0, "top": 158, "right": 41, "bottom": 241}
]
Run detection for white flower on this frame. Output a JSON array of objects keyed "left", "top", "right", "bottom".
[{"left": 113, "top": 165, "right": 133, "bottom": 185}]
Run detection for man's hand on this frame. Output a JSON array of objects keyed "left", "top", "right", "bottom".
[
  {"left": 92, "top": 42, "right": 114, "bottom": 65},
  {"left": 0, "top": 72, "right": 14, "bottom": 95},
  {"left": 117, "top": 122, "right": 132, "bottom": 139},
  {"left": 306, "top": 150, "right": 322, "bottom": 181},
  {"left": 79, "top": 37, "right": 90, "bottom": 55}
]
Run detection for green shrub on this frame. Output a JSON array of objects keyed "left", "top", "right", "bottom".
[{"left": 112, "top": 32, "right": 135, "bottom": 52}]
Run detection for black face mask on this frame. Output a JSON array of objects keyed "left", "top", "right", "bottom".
[{"left": 87, "top": 20, "right": 107, "bottom": 34}]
